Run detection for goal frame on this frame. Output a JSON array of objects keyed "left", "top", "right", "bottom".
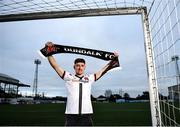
[{"left": 0, "top": 7, "right": 161, "bottom": 126}]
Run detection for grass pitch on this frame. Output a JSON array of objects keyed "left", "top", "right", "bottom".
[{"left": 0, "top": 102, "right": 152, "bottom": 126}]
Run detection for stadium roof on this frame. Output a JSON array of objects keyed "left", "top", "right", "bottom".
[
  {"left": 0, "top": 73, "right": 30, "bottom": 87},
  {"left": 0, "top": 0, "right": 155, "bottom": 22}
]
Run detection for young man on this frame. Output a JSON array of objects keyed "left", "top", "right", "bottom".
[{"left": 46, "top": 42, "right": 119, "bottom": 126}]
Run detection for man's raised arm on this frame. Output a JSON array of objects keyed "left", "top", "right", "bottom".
[
  {"left": 46, "top": 42, "right": 65, "bottom": 78},
  {"left": 95, "top": 52, "right": 119, "bottom": 81}
]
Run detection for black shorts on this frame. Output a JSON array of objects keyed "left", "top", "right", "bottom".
[{"left": 65, "top": 114, "right": 93, "bottom": 126}]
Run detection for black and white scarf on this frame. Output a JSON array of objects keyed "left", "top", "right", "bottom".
[{"left": 40, "top": 44, "right": 120, "bottom": 71}]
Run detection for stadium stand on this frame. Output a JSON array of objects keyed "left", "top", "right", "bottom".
[{"left": 0, "top": 73, "right": 30, "bottom": 100}]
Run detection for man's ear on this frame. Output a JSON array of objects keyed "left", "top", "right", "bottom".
[{"left": 73, "top": 65, "right": 75, "bottom": 69}]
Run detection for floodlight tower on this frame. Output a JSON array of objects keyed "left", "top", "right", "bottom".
[
  {"left": 171, "top": 55, "right": 180, "bottom": 85},
  {"left": 33, "top": 59, "right": 41, "bottom": 97}
]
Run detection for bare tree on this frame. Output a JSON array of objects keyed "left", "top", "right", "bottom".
[{"left": 104, "top": 89, "right": 112, "bottom": 98}]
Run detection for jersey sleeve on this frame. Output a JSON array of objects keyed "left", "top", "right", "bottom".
[
  {"left": 88, "top": 74, "right": 96, "bottom": 83},
  {"left": 62, "top": 71, "right": 73, "bottom": 81}
]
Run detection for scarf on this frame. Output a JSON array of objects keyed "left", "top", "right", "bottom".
[{"left": 40, "top": 44, "right": 120, "bottom": 71}]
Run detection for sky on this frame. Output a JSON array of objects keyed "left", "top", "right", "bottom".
[{"left": 0, "top": 14, "right": 149, "bottom": 98}]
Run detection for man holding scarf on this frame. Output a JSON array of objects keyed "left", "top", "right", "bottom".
[{"left": 45, "top": 42, "right": 119, "bottom": 126}]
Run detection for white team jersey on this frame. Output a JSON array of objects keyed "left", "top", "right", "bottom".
[{"left": 62, "top": 71, "right": 96, "bottom": 114}]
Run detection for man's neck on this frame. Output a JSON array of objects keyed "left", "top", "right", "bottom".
[{"left": 75, "top": 74, "right": 84, "bottom": 78}]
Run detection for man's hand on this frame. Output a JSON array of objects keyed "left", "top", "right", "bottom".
[
  {"left": 113, "top": 52, "right": 119, "bottom": 58},
  {"left": 45, "top": 41, "right": 54, "bottom": 47},
  {"left": 108, "top": 52, "right": 119, "bottom": 68},
  {"left": 45, "top": 42, "right": 57, "bottom": 56}
]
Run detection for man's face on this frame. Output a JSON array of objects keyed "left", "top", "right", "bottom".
[{"left": 74, "top": 62, "right": 86, "bottom": 75}]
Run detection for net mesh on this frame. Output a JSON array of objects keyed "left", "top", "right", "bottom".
[
  {"left": 0, "top": 0, "right": 180, "bottom": 126},
  {"left": 0, "top": 0, "right": 153, "bottom": 15},
  {"left": 149, "top": 0, "right": 180, "bottom": 126}
]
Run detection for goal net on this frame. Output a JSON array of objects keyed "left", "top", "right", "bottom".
[{"left": 149, "top": 0, "right": 180, "bottom": 126}]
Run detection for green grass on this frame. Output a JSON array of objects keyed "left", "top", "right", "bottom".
[
  {"left": 0, "top": 102, "right": 152, "bottom": 126},
  {"left": 160, "top": 102, "right": 180, "bottom": 126},
  {"left": 93, "top": 102, "right": 152, "bottom": 126}
]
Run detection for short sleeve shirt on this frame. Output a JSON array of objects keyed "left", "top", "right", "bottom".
[{"left": 62, "top": 71, "right": 96, "bottom": 114}]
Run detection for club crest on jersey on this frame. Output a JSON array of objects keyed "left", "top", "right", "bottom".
[
  {"left": 84, "top": 77, "right": 89, "bottom": 81},
  {"left": 78, "top": 77, "right": 89, "bottom": 83}
]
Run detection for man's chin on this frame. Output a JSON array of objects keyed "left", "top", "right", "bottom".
[{"left": 76, "top": 72, "right": 84, "bottom": 75}]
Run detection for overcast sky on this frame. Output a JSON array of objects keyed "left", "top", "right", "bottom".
[{"left": 0, "top": 15, "right": 149, "bottom": 97}]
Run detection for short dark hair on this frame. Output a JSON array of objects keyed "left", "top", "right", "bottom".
[{"left": 74, "top": 58, "right": 86, "bottom": 64}]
